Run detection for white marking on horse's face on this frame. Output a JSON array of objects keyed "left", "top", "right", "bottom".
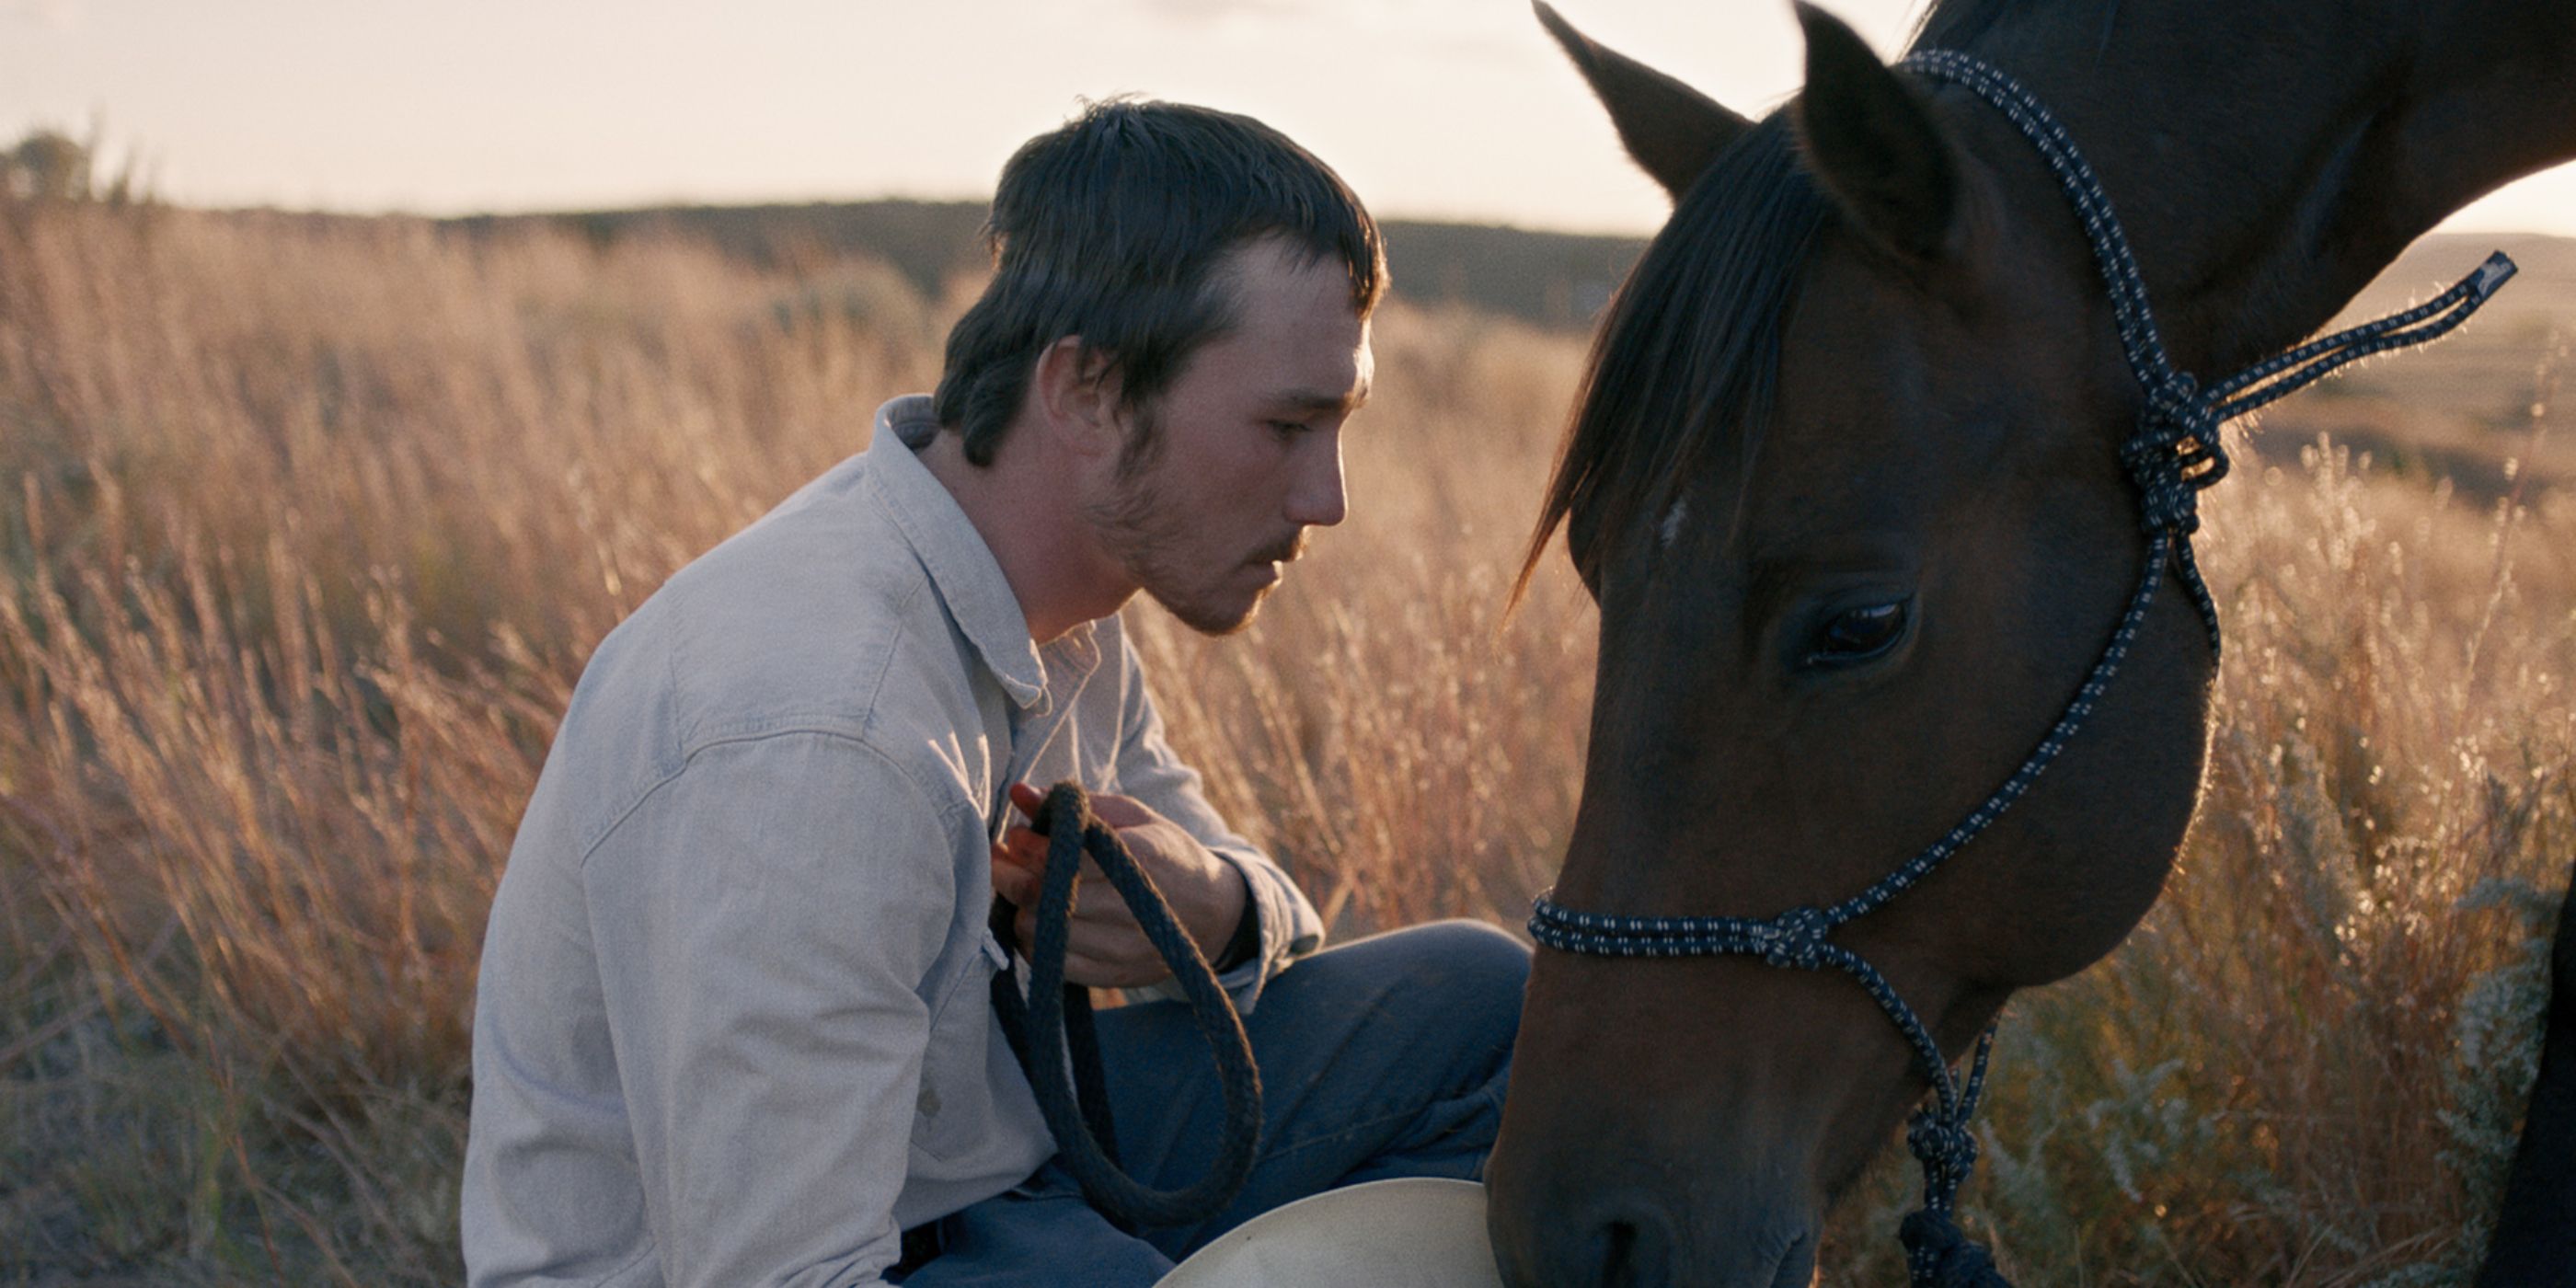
[{"left": 1659, "top": 499, "right": 1690, "bottom": 548}]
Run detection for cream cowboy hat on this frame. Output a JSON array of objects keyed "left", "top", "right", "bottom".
[{"left": 1155, "top": 1178, "right": 1504, "bottom": 1288}]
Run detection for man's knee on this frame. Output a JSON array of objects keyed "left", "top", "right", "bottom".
[
  {"left": 1385, "top": 917, "right": 1531, "bottom": 998},
  {"left": 1312, "top": 918, "right": 1528, "bottom": 1038}
]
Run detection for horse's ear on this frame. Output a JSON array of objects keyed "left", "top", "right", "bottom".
[
  {"left": 1535, "top": 1, "right": 1753, "bottom": 201},
  {"left": 1791, "top": 2, "right": 1966, "bottom": 266}
]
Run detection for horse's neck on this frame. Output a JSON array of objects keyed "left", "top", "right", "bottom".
[{"left": 1959, "top": 0, "right": 2576, "bottom": 372}]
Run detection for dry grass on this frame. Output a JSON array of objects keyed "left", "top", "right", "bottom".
[{"left": 0, "top": 201, "right": 2570, "bottom": 1286}]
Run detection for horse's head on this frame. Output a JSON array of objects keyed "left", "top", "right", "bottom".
[{"left": 1487, "top": 6, "right": 2224, "bottom": 1283}]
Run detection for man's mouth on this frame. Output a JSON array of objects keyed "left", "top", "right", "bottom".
[{"left": 1249, "top": 532, "right": 1306, "bottom": 568}]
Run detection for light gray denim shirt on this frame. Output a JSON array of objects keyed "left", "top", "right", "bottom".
[{"left": 463, "top": 396, "right": 1325, "bottom": 1288}]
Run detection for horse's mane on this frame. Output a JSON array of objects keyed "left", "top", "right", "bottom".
[
  {"left": 1515, "top": 114, "right": 1824, "bottom": 596},
  {"left": 1914, "top": 0, "right": 2125, "bottom": 58},
  {"left": 1512, "top": 0, "right": 2122, "bottom": 600},
  {"left": 1914, "top": 0, "right": 2043, "bottom": 49}
]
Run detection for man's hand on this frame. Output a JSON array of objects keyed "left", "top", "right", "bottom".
[{"left": 990, "top": 782, "right": 1250, "bottom": 989}]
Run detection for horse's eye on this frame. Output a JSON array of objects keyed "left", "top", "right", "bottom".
[{"left": 1806, "top": 601, "right": 1909, "bottom": 668}]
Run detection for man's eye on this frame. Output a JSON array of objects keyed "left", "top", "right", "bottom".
[
  {"left": 1268, "top": 420, "right": 1310, "bottom": 438},
  {"left": 1803, "top": 601, "right": 1909, "bottom": 668}
]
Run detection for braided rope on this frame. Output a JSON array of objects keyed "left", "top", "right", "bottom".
[
  {"left": 1903, "top": 49, "right": 2513, "bottom": 619},
  {"left": 1902, "top": 1035, "right": 2009, "bottom": 1286},
  {"left": 1529, "top": 48, "right": 2516, "bottom": 1288},
  {"left": 988, "top": 782, "right": 1264, "bottom": 1230}
]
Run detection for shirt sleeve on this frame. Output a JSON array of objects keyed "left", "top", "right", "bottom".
[
  {"left": 581, "top": 730, "right": 965, "bottom": 1288},
  {"left": 1104, "top": 637, "right": 1326, "bottom": 1012}
]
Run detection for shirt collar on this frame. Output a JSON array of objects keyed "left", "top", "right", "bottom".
[{"left": 863, "top": 395, "right": 1093, "bottom": 711}]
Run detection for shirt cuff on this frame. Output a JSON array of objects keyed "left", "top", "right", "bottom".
[
  {"left": 1203, "top": 845, "right": 1323, "bottom": 1014},
  {"left": 1211, "top": 865, "right": 1262, "bottom": 972}
]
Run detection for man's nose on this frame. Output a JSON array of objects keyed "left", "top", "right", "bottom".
[{"left": 1285, "top": 434, "right": 1347, "bottom": 528}]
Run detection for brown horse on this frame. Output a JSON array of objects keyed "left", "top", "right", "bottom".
[{"left": 1485, "top": 2, "right": 2576, "bottom": 1284}]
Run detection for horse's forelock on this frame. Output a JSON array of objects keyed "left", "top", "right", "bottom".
[{"left": 1518, "top": 116, "right": 1828, "bottom": 599}]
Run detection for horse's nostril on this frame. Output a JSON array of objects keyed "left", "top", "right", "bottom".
[
  {"left": 1768, "top": 1232, "right": 1818, "bottom": 1288},
  {"left": 1593, "top": 1213, "right": 1670, "bottom": 1288},
  {"left": 1601, "top": 1219, "right": 1637, "bottom": 1282}
]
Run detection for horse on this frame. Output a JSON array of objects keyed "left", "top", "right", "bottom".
[
  {"left": 1481, "top": 2, "right": 2576, "bottom": 1284},
  {"left": 2481, "top": 862, "right": 2576, "bottom": 1284}
]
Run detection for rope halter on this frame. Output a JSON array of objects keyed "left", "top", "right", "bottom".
[
  {"left": 1530, "top": 48, "right": 2514, "bottom": 1288},
  {"left": 2125, "top": 370, "right": 2226, "bottom": 537}
]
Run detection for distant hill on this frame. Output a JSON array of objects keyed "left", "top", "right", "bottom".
[
  {"left": 2253, "top": 232, "right": 2576, "bottom": 498},
  {"left": 449, "top": 201, "right": 995, "bottom": 300},
  {"left": 444, "top": 200, "right": 1650, "bottom": 331},
  {"left": 438, "top": 201, "right": 2574, "bottom": 493}
]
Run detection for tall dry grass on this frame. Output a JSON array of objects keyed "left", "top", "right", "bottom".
[{"left": 0, "top": 201, "right": 2568, "bottom": 1286}]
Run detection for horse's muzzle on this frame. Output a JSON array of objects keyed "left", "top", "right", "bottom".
[{"left": 1486, "top": 1145, "right": 1821, "bottom": 1288}]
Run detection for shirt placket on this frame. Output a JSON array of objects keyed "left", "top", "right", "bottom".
[{"left": 983, "top": 634, "right": 1098, "bottom": 968}]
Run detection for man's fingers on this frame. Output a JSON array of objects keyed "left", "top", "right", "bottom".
[
  {"left": 1085, "top": 792, "right": 1152, "bottom": 829},
  {"left": 997, "top": 789, "right": 1161, "bottom": 978},
  {"left": 1063, "top": 926, "right": 1174, "bottom": 989},
  {"left": 1007, "top": 781, "right": 1047, "bottom": 822},
  {"left": 992, "top": 836, "right": 1029, "bottom": 874},
  {"left": 1004, "top": 859, "right": 1176, "bottom": 989},
  {"left": 1064, "top": 956, "right": 1169, "bottom": 991},
  {"left": 1014, "top": 905, "right": 1038, "bottom": 949},
  {"left": 991, "top": 847, "right": 1039, "bottom": 906},
  {"left": 1013, "top": 782, "right": 1159, "bottom": 834},
  {"left": 1006, "top": 870, "right": 1149, "bottom": 930},
  {"left": 997, "top": 829, "right": 1108, "bottom": 889},
  {"left": 1065, "top": 918, "right": 1146, "bottom": 964},
  {"left": 995, "top": 827, "right": 1046, "bottom": 870}
]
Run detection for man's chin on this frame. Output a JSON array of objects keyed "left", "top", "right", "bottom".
[{"left": 1149, "top": 585, "right": 1267, "bottom": 638}]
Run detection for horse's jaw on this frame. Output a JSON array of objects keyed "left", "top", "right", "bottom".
[{"left": 1486, "top": 950, "right": 1973, "bottom": 1288}]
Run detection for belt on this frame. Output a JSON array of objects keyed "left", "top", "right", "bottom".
[{"left": 891, "top": 1219, "right": 944, "bottom": 1277}]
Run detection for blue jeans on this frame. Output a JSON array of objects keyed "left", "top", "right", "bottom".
[{"left": 892, "top": 920, "right": 1528, "bottom": 1286}]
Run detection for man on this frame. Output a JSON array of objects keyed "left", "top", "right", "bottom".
[{"left": 462, "top": 99, "right": 1529, "bottom": 1288}]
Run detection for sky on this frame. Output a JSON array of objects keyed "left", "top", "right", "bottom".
[{"left": 6, "top": 0, "right": 2574, "bottom": 240}]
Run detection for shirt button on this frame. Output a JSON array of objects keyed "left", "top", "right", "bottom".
[{"left": 918, "top": 1086, "right": 941, "bottom": 1118}]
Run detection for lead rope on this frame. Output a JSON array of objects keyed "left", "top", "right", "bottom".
[
  {"left": 988, "top": 781, "right": 1264, "bottom": 1231},
  {"left": 1531, "top": 48, "right": 2515, "bottom": 1288}
]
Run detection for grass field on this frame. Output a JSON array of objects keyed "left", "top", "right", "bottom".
[{"left": 1, "top": 201, "right": 2571, "bottom": 1286}]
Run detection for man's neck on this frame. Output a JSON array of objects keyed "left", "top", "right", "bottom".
[{"left": 915, "top": 427, "right": 1135, "bottom": 645}]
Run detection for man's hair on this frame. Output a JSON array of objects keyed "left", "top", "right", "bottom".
[{"left": 933, "top": 98, "right": 1387, "bottom": 466}]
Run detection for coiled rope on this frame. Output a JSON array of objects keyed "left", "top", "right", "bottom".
[{"left": 987, "top": 781, "right": 1265, "bottom": 1231}]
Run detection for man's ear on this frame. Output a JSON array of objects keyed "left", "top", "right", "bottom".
[
  {"left": 1535, "top": 0, "right": 1754, "bottom": 201},
  {"left": 1029, "top": 337, "right": 1124, "bottom": 460}
]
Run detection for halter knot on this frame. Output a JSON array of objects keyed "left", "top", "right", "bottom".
[
  {"left": 1905, "top": 1110, "right": 1979, "bottom": 1178},
  {"left": 1754, "top": 904, "right": 1832, "bottom": 970},
  {"left": 2121, "top": 372, "right": 2229, "bottom": 537},
  {"left": 1899, "top": 1209, "right": 2012, "bottom": 1288},
  {"left": 1904, "top": 1106, "right": 1984, "bottom": 1225}
]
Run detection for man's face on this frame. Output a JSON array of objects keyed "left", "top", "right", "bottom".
[{"left": 1090, "top": 237, "right": 1373, "bottom": 635}]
